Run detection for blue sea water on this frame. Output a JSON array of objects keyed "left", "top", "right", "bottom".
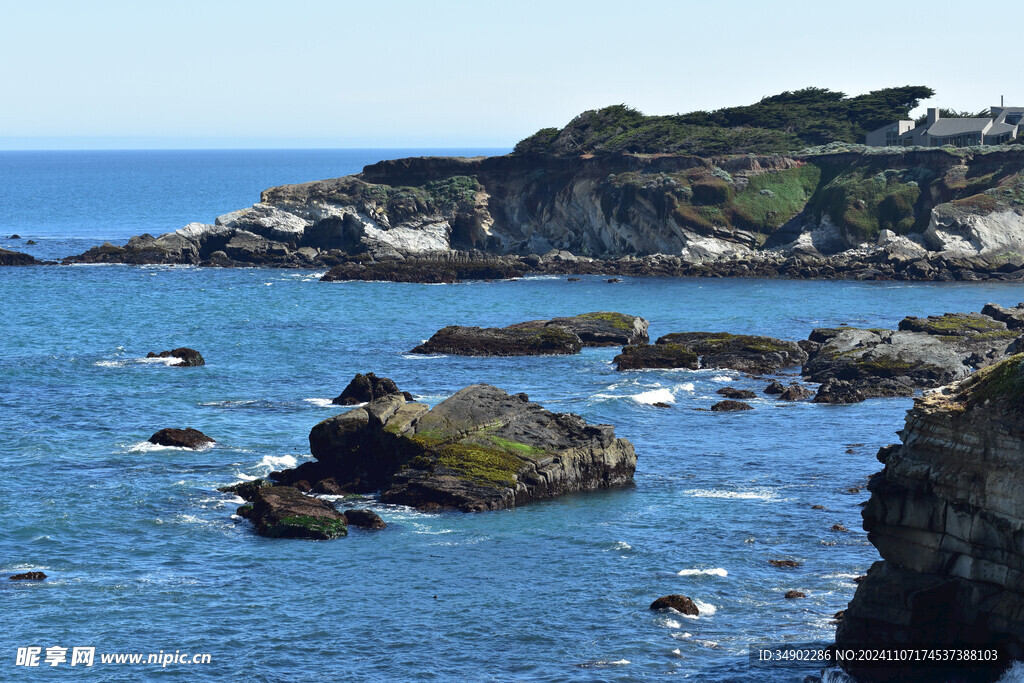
[{"left": 2, "top": 150, "right": 1024, "bottom": 681}]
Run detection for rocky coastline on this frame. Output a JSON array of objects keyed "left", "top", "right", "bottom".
[{"left": 6, "top": 147, "right": 1024, "bottom": 283}]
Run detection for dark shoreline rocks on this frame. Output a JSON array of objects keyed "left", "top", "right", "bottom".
[
  {"left": 271, "top": 383, "right": 636, "bottom": 512},
  {"left": 149, "top": 428, "right": 215, "bottom": 449},
  {"left": 650, "top": 595, "right": 698, "bottom": 615},
  {"left": 0, "top": 248, "right": 41, "bottom": 266},
  {"left": 711, "top": 400, "right": 753, "bottom": 412},
  {"left": 10, "top": 571, "right": 46, "bottom": 581},
  {"left": 146, "top": 347, "right": 205, "bottom": 367}
]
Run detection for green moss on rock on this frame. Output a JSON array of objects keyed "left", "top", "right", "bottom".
[{"left": 277, "top": 515, "right": 348, "bottom": 539}]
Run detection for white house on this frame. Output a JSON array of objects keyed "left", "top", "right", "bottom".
[{"left": 865, "top": 106, "right": 1024, "bottom": 147}]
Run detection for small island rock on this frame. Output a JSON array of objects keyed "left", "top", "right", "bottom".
[
  {"left": 650, "top": 595, "right": 699, "bottom": 615},
  {"left": 146, "top": 347, "right": 205, "bottom": 367},
  {"left": 149, "top": 428, "right": 215, "bottom": 450}
]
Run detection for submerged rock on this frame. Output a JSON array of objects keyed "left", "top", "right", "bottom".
[
  {"left": 784, "top": 590, "right": 806, "bottom": 599},
  {"left": 711, "top": 400, "right": 753, "bottom": 412},
  {"left": 148, "top": 428, "right": 215, "bottom": 449},
  {"left": 836, "top": 354, "right": 1024, "bottom": 676},
  {"left": 768, "top": 559, "right": 800, "bottom": 568},
  {"left": 333, "top": 372, "right": 410, "bottom": 405},
  {"left": 650, "top": 595, "right": 698, "bottom": 615},
  {"left": 614, "top": 343, "right": 698, "bottom": 371},
  {"left": 9, "top": 572, "right": 46, "bottom": 581},
  {"left": 656, "top": 332, "right": 807, "bottom": 373},
  {"left": 238, "top": 486, "right": 347, "bottom": 539},
  {"left": 275, "top": 384, "right": 636, "bottom": 512},
  {"left": 411, "top": 324, "right": 583, "bottom": 356},
  {"left": 146, "top": 347, "right": 205, "bottom": 367}
]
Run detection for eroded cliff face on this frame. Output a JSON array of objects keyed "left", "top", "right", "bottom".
[
  {"left": 836, "top": 354, "right": 1024, "bottom": 679},
  {"left": 60, "top": 147, "right": 1024, "bottom": 276}
]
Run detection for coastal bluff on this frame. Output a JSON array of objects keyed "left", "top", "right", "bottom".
[
  {"left": 50, "top": 146, "right": 1024, "bottom": 283},
  {"left": 836, "top": 354, "right": 1024, "bottom": 680}
]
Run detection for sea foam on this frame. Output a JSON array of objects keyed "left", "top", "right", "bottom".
[{"left": 677, "top": 567, "right": 728, "bottom": 577}]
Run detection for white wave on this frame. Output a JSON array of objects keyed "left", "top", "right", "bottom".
[
  {"left": 677, "top": 567, "right": 728, "bottom": 577},
  {"left": 633, "top": 388, "right": 674, "bottom": 405},
  {"left": 402, "top": 354, "right": 447, "bottom": 360},
  {"left": 693, "top": 600, "right": 717, "bottom": 616},
  {"left": 683, "top": 488, "right": 777, "bottom": 502},
  {"left": 95, "top": 360, "right": 123, "bottom": 368},
  {"left": 677, "top": 382, "right": 695, "bottom": 392},
  {"left": 710, "top": 375, "right": 733, "bottom": 382},
  {"left": 257, "top": 454, "right": 298, "bottom": 470},
  {"left": 671, "top": 633, "right": 693, "bottom": 640},
  {"left": 611, "top": 541, "right": 632, "bottom": 551},
  {"left": 233, "top": 472, "right": 258, "bottom": 481},
  {"left": 127, "top": 441, "right": 194, "bottom": 453},
  {"left": 137, "top": 356, "right": 184, "bottom": 366},
  {"left": 303, "top": 398, "right": 336, "bottom": 408},
  {"left": 660, "top": 618, "right": 681, "bottom": 629}
]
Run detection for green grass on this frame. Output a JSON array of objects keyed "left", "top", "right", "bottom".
[
  {"left": 436, "top": 443, "right": 523, "bottom": 487},
  {"left": 732, "top": 164, "right": 822, "bottom": 231},
  {"left": 278, "top": 515, "right": 348, "bottom": 538},
  {"left": 487, "top": 435, "right": 548, "bottom": 457},
  {"left": 900, "top": 314, "right": 1012, "bottom": 337},
  {"left": 576, "top": 312, "right": 634, "bottom": 331},
  {"left": 959, "top": 354, "right": 1024, "bottom": 406}
]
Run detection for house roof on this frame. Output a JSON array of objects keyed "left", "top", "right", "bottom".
[
  {"left": 926, "top": 118, "right": 991, "bottom": 136},
  {"left": 986, "top": 122, "right": 1017, "bottom": 136}
]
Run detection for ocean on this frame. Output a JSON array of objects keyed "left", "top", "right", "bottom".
[{"left": 3, "top": 149, "right": 1023, "bottom": 681}]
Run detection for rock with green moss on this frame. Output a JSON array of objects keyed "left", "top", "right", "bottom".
[
  {"left": 276, "top": 385, "right": 636, "bottom": 512},
  {"left": 241, "top": 486, "right": 347, "bottom": 539},
  {"left": 655, "top": 331, "right": 807, "bottom": 373},
  {"left": 218, "top": 478, "right": 271, "bottom": 502},
  {"left": 545, "top": 312, "right": 649, "bottom": 346},
  {"left": 613, "top": 343, "right": 698, "bottom": 371},
  {"left": 803, "top": 310, "right": 1021, "bottom": 403},
  {"left": 410, "top": 324, "right": 583, "bottom": 356}
]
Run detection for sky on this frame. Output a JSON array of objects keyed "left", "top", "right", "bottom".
[{"left": 0, "top": 0, "right": 1012, "bottom": 149}]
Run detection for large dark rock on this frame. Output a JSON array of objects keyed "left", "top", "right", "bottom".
[
  {"left": 343, "top": 509, "right": 386, "bottom": 529},
  {"left": 650, "top": 595, "right": 698, "bottom": 615},
  {"left": 836, "top": 355, "right": 1024, "bottom": 678},
  {"left": 777, "top": 383, "right": 813, "bottom": 401},
  {"left": 803, "top": 313, "right": 1019, "bottom": 402},
  {"left": 614, "top": 343, "right": 698, "bottom": 371},
  {"left": 332, "top": 372, "right": 409, "bottom": 405},
  {"left": 410, "top": 325, "right": 582, "bottom": 356},
  {"left": 9, "top": 572, "right": 46, "bottom": 581},
  {"left": 0, "top": 248, "right": 39, "bottom": 266},
  {"left": 278, "top": 384, "right": 636, "bottom": 512},
  {"left": 146, "top": 347, "right": 205, "bottom": 367},
  {"left": 812, "top": 378, "right": 868, "bottom": 404},
  {"left": 717, "top": 387, "right": 756, "bottom": 399},
  {"left": 544, "top": 312, "right": 648, "bottom": 346},
  {"left": 711, "top": 400, "right": 753, "bottom": 412},
  {"left": 656, "top": 332, "right": 807, "bottom": 373},
  {"left": 148, "top": 428, "right": 215, "bottom": 449},
  {"left": 238, "top": 486, "right": 347, "bottom": 539}
]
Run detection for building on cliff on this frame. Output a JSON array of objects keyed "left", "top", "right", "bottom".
[{"left": 866, "top": 106, "right": 1024, "bottom": 147}]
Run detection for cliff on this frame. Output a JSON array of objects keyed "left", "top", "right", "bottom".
[
  {"left": 835, "top": 353, "right": 1024, "bottom": 679},
  {"left": 61, "top": 146, "right": 1024, "bottom": 281}
]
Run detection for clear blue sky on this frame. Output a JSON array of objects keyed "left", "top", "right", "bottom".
[{"left": 0, "top": 0, "right": 1011, "bottom": 149}]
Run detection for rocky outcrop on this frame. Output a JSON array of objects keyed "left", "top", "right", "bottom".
[
  {"left": 272, "top": 384, "right": 636, "bottom": 512},
  {"left": 804, "top": 311, "right": 1021, "bottom": 402},
  {"left": 657, "top": 332, "right": 807, "bottom": 373},
  {"left": 219, "top": 479, "right": 270, "bottom": 501},
  {"left": 148, "top": 428, "right": 214, "bottom": 449},
  {"left": 411, "top": 312, "right": 646, "bottom": 356},
  {"left": 0, "top": 248, "right": 40, "bottom": 266},
  {"left": 9, "top": 571, "right": 46, "bottom": 581},
  {"left": 650, "top": 595, "right": 698, "bottom": 615},
  {"left": 718, "top": 387, "right": 757, "bottom": 399},
  {"left": 342, "top": 509, "right": 386, "bottom": 529},
  {"left": 777, "top": 384, "right": 813, "bottom": 401},
  {"left": 836, "top": 354, "right": 1024, "bottom": 679},
  {"left": 711, "top": 400, "right": 753, "bottom": 412},
  {"left": 237, "top": 486, "right": 347, "bottom": 539},
  {"left": 410, "top": 324, "right": 583, "bottom": 356},
  {"left": 614, "top": 343, "right": 698, "bottom": 371},
  {"left": 333, "top": 372, "right": 410, "bottom": 405},
  {"left": 146, "top": 348, "right": 205, "bottom": 367}
]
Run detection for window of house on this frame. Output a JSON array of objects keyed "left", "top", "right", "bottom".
[{"left": 1007, "top": 114, "right": 1022, "bottom": 125}]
